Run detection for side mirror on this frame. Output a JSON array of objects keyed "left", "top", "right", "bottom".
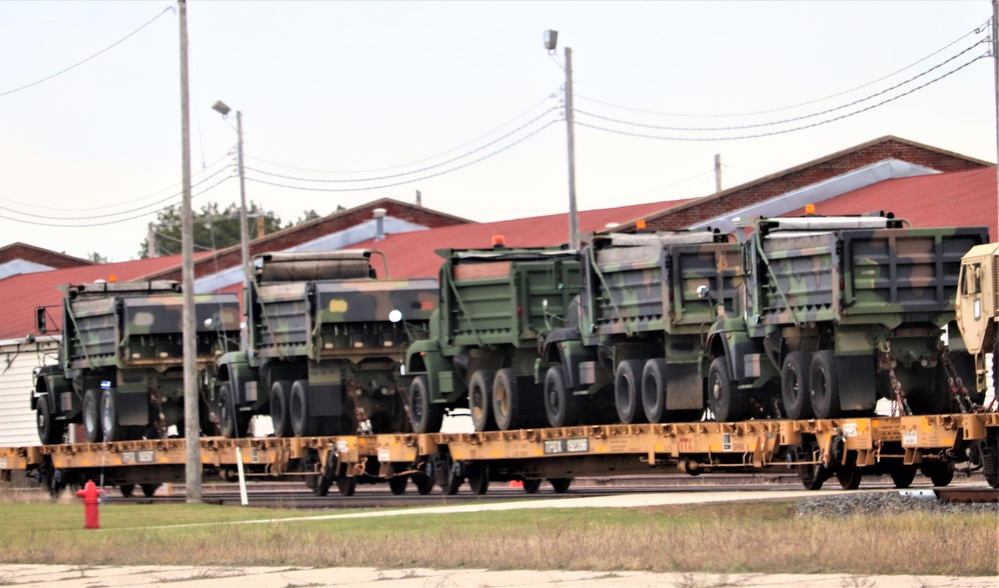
[{"left": 35, "top": 307, "right": 47, "bottom": 334}]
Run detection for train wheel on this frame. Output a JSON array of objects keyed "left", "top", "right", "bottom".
[
  {"left": 388, "top": 476, "right": 408, "bottom": 495},
  {"left": 921, "top": 462, "right": 954, "bottom": 487},
  {"left": 835, "top": 455, "right": 862, "bottom": 490},
  {"left": 119, "top": 484, "right": 135, "bottom": 497},
  {"left": 409, "top": 375, "right": 443, "bottom": 434},
  {"left": 615, "top": 360, "right": 646, "bottom": 425},
  {"left": 467, "top": 464, "right": 489, "bottom": 495},
  {"left": 36, "top": 396, "right": 64, "bottom": 446},
  {"left": 101, "top": 389, "right": 127, "bottom": 442},
  {"left": 336, "top": 476, "right": 357, "bottom": 497},
  {"left": 469, "top": 370, "right": 496, "bottom": 432},
  {"left": 707, "top": 357, "right": 746, "bottom": 422},
  {"left": 809, "top": 350, "right": 842, "bottom": 419},
  {"left": 549, "top": 478, "right": 572, "bottom": 494},
  {"left": 781, "top": 352, "right": 814, "bottom": 420},
  {"left": 413, "top": 473, "right": 434, "bottom": 495},
  {"left": 290, "top": 380, "right": 319, "bottom": 437},
  {"left": 218, "top": 383, "right": 249, "bottom": 439},
  {"left": 492, "top": 369, "right": 521, "bottom": 431},
  {"left": 141, "top": 483, "right": 160, "bottom": 498},
  {"left": 889, "top": 464, "right": 917, "bottom": 489},
  {"left": 797, "top": 463, "right": 825, "bottom": 490},
  {"left": 270, "top": 380, "right": 292, "bottom": 438},
  {"left": 544, "top": 365, "right": 579, "bottom": 428},
  {"left": 641, "top": 358, "right": 667, "bottom": 423},
  {"left": 522, "top": 479, "right": 542, "bottom": 494}
]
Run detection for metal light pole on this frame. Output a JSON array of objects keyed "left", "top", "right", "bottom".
[
  {"left": 544, "top": 30, "right": 580, "bottom": 251},
  {"left": 212, "top": 101, "right": 252, "bottom": 294}
]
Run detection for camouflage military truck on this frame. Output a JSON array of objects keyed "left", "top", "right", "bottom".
[
  {"left": 704, "top": 213, "right": 987, "bottom": 422},
  {"left": 536, "top": 231, "right": 742, "bottom": 427},
  {"left": 213, "top": 250, "right": 437, "bottom": 438},
  {"left": 403, "top": 244, "right": 580, "bottom": 433},
  {"left": 31, "top": 281, "right": 241, "bottom": 444}
]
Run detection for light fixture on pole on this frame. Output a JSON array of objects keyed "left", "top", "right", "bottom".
[
  {"left": 544, "top": 29, "right": 580, "bottom": 251},
  {"left": 212, "top": 100, "right": 253, "bottom": 297}
]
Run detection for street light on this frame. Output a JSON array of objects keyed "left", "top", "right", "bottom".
[
  {"left": 212, "top": 100, "right": 253, "bottom": 297},
  {"left": 544, "top": 29, "right": 580, "bottom": 251}
]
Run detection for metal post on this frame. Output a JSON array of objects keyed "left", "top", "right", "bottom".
[
  {"left": 235, "top": 111, "right": 252, "bottom": 293},
  {"left": 714, "top": 154, "right": 723, "bottom": 193},
  {"left": 564, "top": 47, "right": 580, "bottom": 251},
  {"left": 993, "top": 1, "right": 999, "bottom": 234},
  {"left": 178, "top": 0, "right": 201, "bottom": 503}
]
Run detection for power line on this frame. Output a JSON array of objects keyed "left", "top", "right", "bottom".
[
  {"left": 574, "top": 52, "right": 987, "bottom": 142},
  {"left": 575, "top": 40, "right": 986, "bottom": 133},
  {"left": 245, "top": 118, "right": 560, "bottom": 193},
  {"left": 573, "top": 19, "right": 990, "bottom": 119},
  {"left": 0, "top": 6, "right": 174, "bottom": 98},
  {"left": 245, "top": 106, "right": 560, "bottom": 184},
  {"left": 245, "top": 91, "right": 560, "bottom": 174}
]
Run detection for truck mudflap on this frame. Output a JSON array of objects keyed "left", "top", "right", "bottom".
[
  {"left": 664, "top": 362, "right": 702, "bottom": 411},
  {"left": 836, "top": 355, "right": 877, "bottom": 413}
]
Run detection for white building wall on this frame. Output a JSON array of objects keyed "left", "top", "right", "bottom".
[{"left": 0, "top": 337, "right": 59, "bottom": 447}]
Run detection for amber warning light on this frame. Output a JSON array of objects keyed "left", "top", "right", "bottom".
[{"left": 492, "top": 235, "right": 506, "bottom": 247}]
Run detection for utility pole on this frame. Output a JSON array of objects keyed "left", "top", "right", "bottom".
[
  {"left": 146, "top": 223, "right": 157, "bottom": 258},
  {"left": 236, "top": 111, "right": 252, "bottom": 294},
  {"left": 564, "top": 47, "right": 580, "bottom": 251},
  {"left": 178, "top": 0, "right": 201, "bottom": 503},
  {"left": 993, "top": 0, "right": 999, "bottom": 235},
  {"left": 714, "top": 154, "right": 723, "bottom": 193}
]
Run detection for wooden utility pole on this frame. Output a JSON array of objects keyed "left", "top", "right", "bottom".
[
  {"left": 178, "top": 0, "right": 201, "bottom": 503},
  {"left": 714, "top": 154, "right": 722, "bottom": 193},
  {"left": 993, "top": 0, "right": 998, "bottom": 235},
  {"left": 564, "top": 47, "right": 580, "bottom": 251}
]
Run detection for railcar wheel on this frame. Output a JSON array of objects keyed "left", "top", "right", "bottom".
[
  {"left": 337, "top": 476, "right": 357, "bottom": 497},
  {"left": 781, "top": 352, "right": 814, "bottom": 420},
  {"left": 835, "top": 456, "right": 862, "bottom": 490},
  {"left": 921, "top": 462, "right": 954, "bottom": 487},
  {"left": 408, "top": 375, "right": 443, "bottom": 434},
  {"left": 707, "top": 357, "right": 746, "bottom": 422},
  {"left": 615, "top": 360, "right": 646, "bottom": 424},
  {"left": 270, "top": 380, "right": 292, "bottom": 438},
  {"left": 797, "top": 463, "right": 825, "bottom": 490},
  {"left": 889, "top": 464, "right": 917, "bottom": 489},
  {"left": 467, "top": 464, "right": 489, "bottom": 495},
  {"left": 141, "top": 483, "right": 160, "bottom": 498},
  {"left": 101, "top": 389, "right": 128, "bottom": 442},
  {"left": 492, "top": 369, "right": 521, "bottom": 431},
  {"left": 413, "top": 473, "right": 434, "bottom": 495},
  {"left": 544, "top": 365, "right": 579, "bottom": 428},
  {"left": 290, "top": 380, "right": 319, "bottom": 437},
  {"left": 36, "top": 396, "right": 64, "bottom": 446},
  {"left": 522, "top": 479, "right": 542, "bottom": 494},
  {"left": 809, "top": 350, "right": 842, "bottom": 419},
  {"left": 469, "top": 370, "right": 496, "bottom": 432},
  {"left": 549, "top": 478, "right": 572, "bottom": 494},
  {"left": 119, "top": 484, "right": 135, "bottom": 498},
  {"left": 388, "top": 476, "right": 408, "bottom": 495},
  {"left": 218, "top": 383, "right": 249, "bottom": 439}
]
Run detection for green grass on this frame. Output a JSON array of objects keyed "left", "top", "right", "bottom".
[{"left": 0, "top": 500, "right": 995, "bottom": 576}]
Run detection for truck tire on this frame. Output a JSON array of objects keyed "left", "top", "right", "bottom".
[
  {"left": 781, "top": 352, "right": 814, "bottom": 420},
  {"left": 290, "top": 380, "right": 320, "bottom": 437},
  {"left": 544, "top": 365, "right": 579, "bottom": 428},
  {"left": 270, "top": 380, "right": 292, "bottom": 438},
  {"left": 642, "top": 358, "right": 668, "bottom": 423},
  {"left": 218, "top": 383, "right": 249, "bottom": 439},
  {"left": 469, "top": 369, "right": 496, "bottom": 432},
  {"left": 809, "top": 350, "right": 841, "bottom": 419},
  {"left": 101, "top": 389, "right": 127, "bottom": 442},
  {"left": 83, "top": 389, "right": 103, "bottom": 443},
  {"left": 409, "top": 375, "right": 443, "bottom": 434},
  {"left": 36, "top": 396, "right": 63, "bottom": 446},
  {"left": 491, "top": 368, "right": 521, "bottom": 431},
  {"left": 707, "top": 356, "right": 747, "bottom": 422},
  {"left": 615, "top": 359, "right": 646, "bottom": 425}
]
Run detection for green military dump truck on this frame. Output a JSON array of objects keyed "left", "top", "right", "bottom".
[
  {"left": 404, "top": 245, "right": 581, "bottom": 433},
  {"left": 540, "top": 231, "right": 742, "bottom": 427},
  {"left": 704, "top": 214, "right": 988, "bottom": 422},
  {"left": 31, "top": 281, "right": 241, "bottom": 444},
  {"left": 214, "top": 251, "right": 438, "bottom": 438}
]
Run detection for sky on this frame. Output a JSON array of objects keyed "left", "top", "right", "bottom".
[{"left": 0, "top": 1, "right": 995, "bottom": 262}]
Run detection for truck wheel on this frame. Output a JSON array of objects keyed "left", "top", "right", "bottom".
[
  {"left": 36, "top": 396, "right": 64, "bottom": 446},
  {"left": 781, "top": 352, "right": 814, "bottom": 420},
  {"left": 707, "top": 356, "right": 746, "bottom": 422},
  {"left": 615, "top": 359, "right": 646, "bottom": 425},
  {"left": 544, "top": 365, "right": 579, "bottom": 428},
  {"left": 270, "top": 380, "right": 292, "bottom": 438},
  {"left": 290, "top": 380, "right": 319, "bottom": 437},
  {"left": 469, "top": 369, "right": 496, "bottom": 432},
  {"left": 82, "top": 389, "right": 103, "bottom": 443},
  {"left": 218, "top": 383, "right": 249, "bottom": 439},
  {"left": 101, "top": 389, "right": 127, "bottom": 442},
  {"left": 549, "top": 478, "right": 572, "bottom": 493},
  {"left": 809, "top": 350, "right": 841, "bottom": 419},
  {"left": 409, "top": 375, "right": 443, "bottom": 434},
  {"left": 492, "top": 369, "right": 521, "bottom": 431}
]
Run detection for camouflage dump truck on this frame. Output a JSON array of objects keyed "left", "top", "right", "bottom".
[
  {"left": 536, "top": 231, "right": 742, "bottom": 427},
  {"left": 704, "top": 213, "right": 987, "bottom": 422},
  {"left": 214, "top": 250, "right": 437, "bottom": 438},
  {"left": 404, "top": 244, "right": 580, "bottom": 433},
  {"left": 31, "top": 281, "right": 241, "bottom": 444}
]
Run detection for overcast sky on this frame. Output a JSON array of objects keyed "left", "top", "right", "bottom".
[{"left": 0, "top": 1, "right": 994, "bottom": 262}]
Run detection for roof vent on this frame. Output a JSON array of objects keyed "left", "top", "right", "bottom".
[{"left": 373, "top": 208, "right": 386, "bottom": 241}]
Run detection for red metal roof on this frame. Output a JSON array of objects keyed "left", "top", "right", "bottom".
[{"left": 0, "top": 255, "right": 190, "bottom": 341}]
